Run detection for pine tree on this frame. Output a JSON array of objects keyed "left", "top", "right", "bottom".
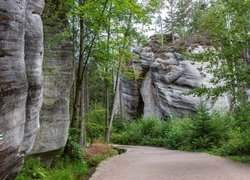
[
  {"left": 164, "top": 0, "right": 178, "bottom": 42},
  {"left": 191, "top": 102, "right": 214, "bottom": 149}
]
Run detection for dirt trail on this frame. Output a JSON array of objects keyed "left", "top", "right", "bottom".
[{"left": 90, "top": 145, "right": 250, "bottom": 180}]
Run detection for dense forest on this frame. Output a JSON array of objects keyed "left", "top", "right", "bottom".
[{"left": 0, "top": 0, "right": 249, "bottom": 179}]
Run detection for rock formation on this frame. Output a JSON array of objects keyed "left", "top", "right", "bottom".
[
  {"left": 0, "top": 0, "right": 44, "bottom": 179},
  {"left": 31, "top": 41, "right": 74, "bottom": 166},
  {"left": 119, "top": 35, "right": 229, "bottom": 120},
  {"left": 29, "top": 0, "right": 74, "bottom": 166}
]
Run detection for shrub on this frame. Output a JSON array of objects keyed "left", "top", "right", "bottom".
[
  {"left": 220, "top": 128, "right": 250, "bottom": 156},
  {"left": 218, "top": 102, "right": 250, "bottom": 157},
  {"left": 111, "top": 102, "right": 250, "bottom": 162},
  {"left": 65, "top": 128, "right": 84, "bottom": 162},
  {"left": 112, "top": 116, "right": 169, "bottom": 147},
  {"left": 165, "top": 116, "right": 192, "bottom": 150}
]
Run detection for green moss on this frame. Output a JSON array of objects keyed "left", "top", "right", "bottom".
[{"left": 43, "top": 98, "right": 56, "bottom": 106}]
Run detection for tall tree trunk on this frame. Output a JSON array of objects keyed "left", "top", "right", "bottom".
[
  {"left": 106, "top": 62, "right": 121, "bottom": 144},
  {"left": 106, "top": 14, "right": 133, "bottom": 144},
  {"left": 79, "top": 77, "right": 86, "bottom": 147},
  {"left": 71, "top": 0, "right": 109, "bottom": 135},
  {"left": 104, "top": 80, "right": 110, "bottom": 143},
  {"left": 104, "top": 8, "right": 111, "bottom": 143},
  {"left": 71, "top": 0, "right": 85, "bottom": 133}
]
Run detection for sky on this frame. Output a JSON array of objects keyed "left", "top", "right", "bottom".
[{"left": 136, "top": 0, "right": 168, "bottom": 37}]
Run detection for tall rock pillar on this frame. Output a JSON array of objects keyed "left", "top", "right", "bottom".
[{"left": 0, "top": 0, "right": 44, "bottom": 179}]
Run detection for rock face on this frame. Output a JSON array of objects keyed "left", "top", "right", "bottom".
[
  {"left": 30, "top": 0, "right": 74, "bottom": 166},
  {"left": 0, "top": 0, "right": 44, "bottom": 179},
  {"left": 119, "top": 39, "right": 229, "bottom": 120},
  {"left": 31, "top": 41, "right": 74, "bottom": 166}
]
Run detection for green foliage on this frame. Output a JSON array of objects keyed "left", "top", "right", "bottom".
[
  {"left": 112, "top": 105, "right": 226, "bottom": 150},
  {"left": 111, "top": 103, "right": 250, "bottom": 162},
  {"left": 220, "top": 129, "right": 250, "bottom": 156},
  {"left": 65, "top": 128, "right": 84, "bottom": 162},
  {"left": 218, "top": 104, "right": 250, "bottom": 157},
  {"left": 164, "top": 0, "right": 194, "bottom": 37},
  {"left": 229, "top": 156, "right": 250, "bottom": 164},
  {"left": 16, "top": 157, "right": 47, "bottom": 180},
  {"left": 16, "top": 156, "right": 88, "bottom": 180},
  {"left": 164, "top": 116, "right": 192, "bottom": 150},
  {"left": 234, "top": 102, "right": 250, "bottom": 130},
  {"left": 43, "top": 0, "right": 70, "bottom": 52},
  {"left": 48, "top": 157, "right": 88, "bottom": 180},
  {"left": 112, "top": 117, "right": 168, "bottom": 147},
  {"left": 189, "top": 102, "right": 215, "bottom": 149},
  {"left": 185, "top": 0, "right": 250, "bottom": 110},
  {"left": 85, "top": 104, "right": 106, "bottom": 142}
]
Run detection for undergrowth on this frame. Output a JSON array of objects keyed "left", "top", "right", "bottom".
[
  {"left": 16, "top": 142, "right": 118, "bottom": 180},
  {"left": 111, "top": 102, "right": 250, "bottom": 163},
  {"left": 16, "top": 156, "right": 88, "bottom": 180}
]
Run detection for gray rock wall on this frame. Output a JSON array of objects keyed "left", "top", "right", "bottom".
[
  {"left": 119, "top": 46, "right": 230, "bottom": 120},
  {"left": 31, "top": 41, "right": 74, "bottom": 166},
  {"left": 0, "top": 0, "right": 44, "bottom": 178}
]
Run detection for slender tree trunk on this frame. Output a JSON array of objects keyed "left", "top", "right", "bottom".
[
  {"left": 106, "top": 62, "right": 121, "bottom": 144},
  {"left": 106, "top": 14, "right": 133, "bottom": 144},
  {"left": 71, "top": 0, "right": 85, "bottom": 136},
  {"left": 79, "top": 75, "right": 87, "bottom": 147},
  {"left": 119, "top": 82, "right": 123, "bottom": 119},
  {"left": 104, "top": 80, "right": 110, "bottom": 143},
  {"left": 104, "top": 8, "right": 111, "bottom": 143}
]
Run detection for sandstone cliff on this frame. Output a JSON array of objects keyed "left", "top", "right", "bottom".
[
  {"left": 31, "top": 41, "right": 74, "bottom": 166},
  {"left": 30, "top": 0, "right": 74, "bottom": 166},
  {"left": 0, "top": 1, "right": 44, "bottom": 178},
  {"left": 119, "top": 35, "right": 229, "bottom": 120}
]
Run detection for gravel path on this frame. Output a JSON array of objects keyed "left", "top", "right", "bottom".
[{"left": 90, "top": 145, "right": 250, "bottom": 180}]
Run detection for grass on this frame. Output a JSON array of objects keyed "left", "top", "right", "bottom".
[
  {"left": 16, "top": 142, "right": 118, "bottom": 180},
  {"left": 16, "top": 156, "right": 88, "bottom": 180}
]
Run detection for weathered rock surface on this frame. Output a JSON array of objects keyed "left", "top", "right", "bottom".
[
  {"left": 119, "top": 38, "right": 229, "bottom": 120},
  {"left": 0, "top": 0, "right": 44, "bottom": 179},
  {"left": 29, "top": 0, "right": 74, "bottom": 166},
  {"left": 31, "top": 41, "right": 74, "bottom": 166}
]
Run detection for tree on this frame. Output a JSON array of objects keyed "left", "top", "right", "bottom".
[
  {"left": 164, "top": 0, "right": 194, "bottom": 39},
  {"left": 88, "top": 0, "right": 158, "bottom": 143},
  {"left": 188, "top": 0, "right": 250, "bottom": 112},
  {"left": 176, "top": 0, "right": 194, "bottom": 36},
  {"left": 164, "top": 0, "right": 178, "bottom": 42},
  {"left": 64, "top": 0, "right": 161, "bottom": 146}
]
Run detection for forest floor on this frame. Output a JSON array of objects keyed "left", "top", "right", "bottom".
[{"left": 90, "top": 145, "right": 250, "bottom": 180}]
